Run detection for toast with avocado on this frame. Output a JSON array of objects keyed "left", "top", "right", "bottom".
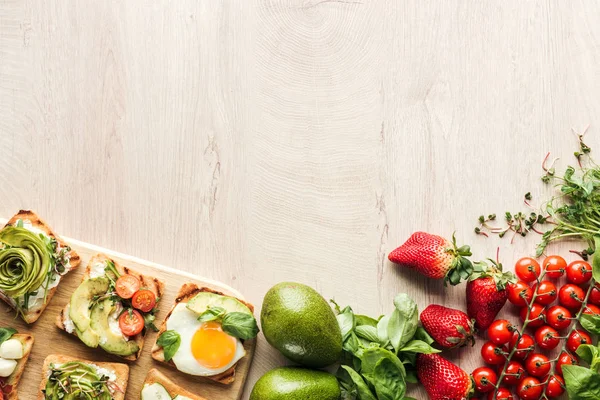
[
  {"left": 0, "top": 329, "right": 34, "bottom": 400},
  {"left": 38, "top": 354, "right": 129, "bottom": 400},
  {"left": 0, "top": 210, "right": 80, "bottom": 323},
  {"left": 56, "top": 253, "right": 165, "bottom": 361},
  {"left": 151, "top": 283, "right": 257, "bottom": 385},
  {"left": 141, "top": 368, "right": 206, "bottom": 400}
]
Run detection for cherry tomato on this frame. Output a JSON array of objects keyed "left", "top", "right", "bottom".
[
  {"left": 502, "top": 360, "right": 525, "bottom": 385},
  {"left": 509, "top": 332, "right": 535, "bottom": 360},
  {"left": 487, "top": 320, "right": 514, "bottom": 345},
  {"left": 544, "top": 375, "right": 565, "bottom": 398},
  {"left": 515, "top": 257, "right": 541, "bottom": 283},
  {"left": 472, "top": 367, "right": 498, "bottom": 393},
  {"left": 558, "top": 284, "right": 585, "bottom": 309},
  {"left": 534, "top": 325, "right": 560, "bottom": 350},
  {"left": 507, "top": 281, "right": 533, "bottom": 307},
  {"left": 589, "top": 284, "right": 600, "bottom": 306},
  {"left": 583, "top": 304, "right": 600, "bottom": 315},
  {"left": 546, "top": 305, "right": 572, "bottom": 330},
  {"left": 556, "top": 352, "right": 577, "bottom": 375},
  {"left": 531, "top": 281, "right": 557, "bottom": 305},
  {"left": 487, "top": 387, "right": 514, "bottom": 400},
  {"left": 132, "top": 289, "right": 157, "bottom": 313},
  {"left": 542, "top": 255, "right": 567, "bottom": 278},
  {"left": 567, "top": 329, "right": 592, "bottom": 353},
  {"left": 115, "top": 274, "right": 141, "bottom": 299},
  {"left": 520, "top": 303, "right": 546, "bottom": 328},
  {"left": 525, "top": 353, "right": 551, "bottom": 377},
  {"left": 566, "top": 260, "right": 593, "bottom": 284},
  {"left": 517, "top": 376, "right": 543, "bottom": 400},
  {"left": 118, "top": 309, "right": 144, "bottom": 336},
  {"left": 481, "top": 341, "right": 507, "bottom": 365}
]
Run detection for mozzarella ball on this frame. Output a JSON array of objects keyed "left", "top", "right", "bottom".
[
  {"left": 0, "top": 358, "right": 17, "bottom": 377},
  {"left": 0, "top": 339, "right": 23, "bottom": 360}
]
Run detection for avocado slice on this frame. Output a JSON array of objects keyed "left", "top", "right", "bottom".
[
  {"left": 69, "top": 277, "right": 110, "bottom": 332},
  {"left": 90, "top": 298, "right": 139, "bottom": 357},
  {"left": 186, "top": 291, "right": 252, "bottom": 315}
]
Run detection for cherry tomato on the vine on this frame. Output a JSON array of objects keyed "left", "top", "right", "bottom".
[
  {"left": 481, "top": 341, "right": 507, "bottom": 365},
  {"left": 567, "top": 329, "right": 592, "bottom": 353},
  {"left": 542, "top": 255, "right": 567, "bottom": 278},
  {"left": 517, "top": 376, "right": 543, "bottom": 400},
  {"left": 559, "top": 283, "right": 585, "bottom": 309},
  {"left": 556, "top": 352, "right": 577, "bottom": 375},
  {"left": 531, "top": 281, "right": 557, "bottom": 305},
  {"left": 544, "top": 375, "right": 565, "bottom": 398},
  {"left": 507, "top": 281, "right": 533, "bottom": 307},
  {"left": 515, "top": 257, "right": 541, "bottom": 283},
  {"left": 520, "top": 303, "right": 546, "bottom": 328},
  {"left": 525, "top": 353, "right": 550, "bottom": 377},
  {"left": 546, "top": 305, "right": 572, "bottom": 330},
  {"left": 589, "top": 284, "right": 600, "bottom": 306},
  {"left": 534, "top": 325, "right": 560, "bottom": 350},
  {"left": 502, "top": 360, "right": 525, "bottom": 385},
  {"left": 487, "top": 319, "right": 514, "bottom": 345},
  {"left": 488, "top": 387, "right": 514, "bottom": 400},
  {"left": 566, "top": 260, "right": 593, "bottom": 284},
  {"left": 472, "top": 367, "right": 498, "bottom": 393},
  {"left": 509, "top": 332, "right": 534, "bottom": 360},
  {"left": 583, "top": 304, "right": 600, "bottom": 315}
]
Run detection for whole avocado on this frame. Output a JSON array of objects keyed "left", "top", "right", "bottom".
[
  {"left": 250, "top": 367, "right": 340, "bottom": 400},
  {"left": 261, "top": 282, "right": 342, "bottom": 368}
]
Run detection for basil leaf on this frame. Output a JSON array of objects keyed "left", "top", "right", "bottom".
[
  {"left": 577, "top": 344, "right": 600, "bottom": 372},
  {"left": 197, "top": 306, "right": 227, "bottom": 323},
  {"left": 400, "top": 339, "right": 441, "bottom": 354},
  {"left": 373, "top": 357, "right": 406, "bottom": 400},
  {"left": 404, "top": 369, "right": 418, "bottom": 384},
  {"left": 563, "top": 364, "right": 600, "bottom": 399},
  {"left": 360, "top": 347, "right": 406, "bottom": 378},
  {"left": 581, "top": 314, "right": 600, "bottom": 335},
  {"left": 0, "top": 328, "right": 16, "bottom": 344},
  {"left": 388, "top": 294, "right": 418, "bottom": 352},
  {"left": 157, "top": 330, "right": 181, "bottom": 362},
  {"left": 221, "top": 312, "right": 259, "bottom": 340},
  {"left": 340, "top": 366, "right": 377, "bottom": 400},
  {"left": 593, "top": 236, "right": 600, "bottom": 282},
  {"left": 355, "top": 325, "right": 380, "bottom": 344},
  {"left": 355, "top": 314, "right": 379, "bottom": 327},
  {"left": 377, "top": 314, "right": 390, "bottom": 344},
  {"left": 337, "top": 307, "right": 355, "bottom": 341},
  {"left": 414, "top": 327, "right": 435, "bottom": 345},
  {"left": 343, "top": 332, "right": 361, "bottom": 353}
]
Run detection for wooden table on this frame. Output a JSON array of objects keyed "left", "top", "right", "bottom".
[{"left": 1, "top": 1, "right": 600, "bottom": 398}]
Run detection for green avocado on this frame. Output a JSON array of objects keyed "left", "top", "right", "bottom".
[
  {"left": 261, "top": 282, "right": 342, "bottom": 368},
  {"left": 250, "top": 367, "right": 340, "bottom": 400},
  {"left": 90, "top": 298, "right": 139, "bottom": 357},
  {"left": 186, "top": 291, "right": 252, "bottom": 315},
  {"left": 69, "top": 277, "right": 110, "bottom": 348}
]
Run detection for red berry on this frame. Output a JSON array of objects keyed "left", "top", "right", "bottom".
[
  {"left": 534, "top": 325, "right": 560, "bottom": 350},
  {"left": 525, "top": 353, "right": 551, "bottom": 377},
  {"left": 472, "top": 367, "right": 498, "bottom": 393},
  {"left": 507, "top": 281, "right": 533, "bottom": 307},
  {"left": 567, "top": 329, "right": 592, "bottom": 353},
  {"left": 487, "top": 320, "right": 514, "bottom": 345},
  {"left": 531, "top": 281, "right": 557, "bottom": 305},
  {"left": 520, "top": 303, "right": 546, "bottom": 328},
  {"left": 542, "top": 255, "right": 566, "bottom": 278},
  {"left": 558, "top": 284, "right": 585, "bottom": 309},
  {"left": 502, "top": 360, "right": 525, "bottom": 385},
  {"left": 515, "top": 257, "right": 541, "bottom": 283},
  {"left": 546, "top": 305, "right": 572, "bottom": 330},
  {"left": 566, "top": 260, "right": 593, "bottom": 284}
]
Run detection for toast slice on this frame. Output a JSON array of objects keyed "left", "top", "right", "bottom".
[
  {"left": 142, "top": 368, "right": 207, "bottom": 400},
  {"left": 56, "top": 253, "right": 165, "bottom": 361},
  {"left": 0, "top": 210, "right": 80, "bottom": 323},
  {"left": 151, "top": 283, "right": 254, "bottom": 385},
  {"left": 1, "top": 333, "right": 34, "bottom": 400},
  {"left": 38, "top": 354, "right": 129, "bottom": 400}
]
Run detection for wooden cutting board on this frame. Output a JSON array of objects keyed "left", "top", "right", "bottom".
[{"left": 0, "top": 229, "right": 256, "bottom": 400}]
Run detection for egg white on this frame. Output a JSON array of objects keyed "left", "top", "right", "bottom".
[{"left": 167, "top": 303, "right": 246, "bottom": 376}]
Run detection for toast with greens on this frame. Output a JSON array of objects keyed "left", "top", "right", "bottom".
[
  {"left": 56, "top": 253, "right": 164, "bottom": 361},
  {"left": 0, "top": 329, "right": 34, "bottom": 400},
  {"left": 38, "top": 354, "right": 129, "bottom": 400},
  {"left": 151, "top": 283, "right": 257, "bottom": 385},
  {"left": 141, "top": 368, "right": 206, "bottom": 400},
  {"left": 0, "top": 210, "right": 80, "bottom": 323}
]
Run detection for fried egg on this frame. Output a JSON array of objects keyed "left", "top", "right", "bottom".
[{"left": 167, "top": 303, "right": 246, "bottom": 376}]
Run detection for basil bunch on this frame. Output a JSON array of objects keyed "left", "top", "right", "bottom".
[{"left": 333, "top": 294, "right": 439, "bottom": 400}]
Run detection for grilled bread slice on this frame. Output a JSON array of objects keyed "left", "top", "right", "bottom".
[
  {"left": 151, "top": 283, "right": 254, "bottom": 385},
  {"left": 142, "top": 368, "right": 207, "bottom": 400},
  {"left": 1, "top": 333, "right": 34, "bottom": 400},
  {"left": 0, "top": 210, "right": 80, "bottom": 324},
  {"left": 56, "top": 253, "right": 165, "bottom": 361},
  {"left": 38, "top": 354, "right": 129, "bottom": 400}
]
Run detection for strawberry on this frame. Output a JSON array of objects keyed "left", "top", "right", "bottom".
[
  {"left": 417, "top": 353, "right": 473, "bottom": 399},
  {"left": 466, "top": 261, "right": 515, "bottom": 330},
  {"left": 388, "top": 232, "right": 474, "bottom": 285},
  {"left": 420, "top": 305, "right": 475, "bottom": 349}
]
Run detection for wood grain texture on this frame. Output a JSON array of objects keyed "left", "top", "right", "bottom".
[
  {"left": 0, "top": 230, "right": 256, "bottom": 400},
  {"left": 2, "top": 1, "right": 600, "bottom": 398}
]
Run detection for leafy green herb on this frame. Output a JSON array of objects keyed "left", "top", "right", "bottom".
[
  {"left": 221, "top": 312, "right": 260, "bottom": 340},
  {"left": 0, "top": 328, "right": 16, "bottom": 344},
  {"left": 197, "top": 306, "right": 227, "bottom": 322},
  {"left": 339, "top": 366, "right": 377, "bottom": 400},
  {"left": 157, "top": 330, "right": 181, "bottom": 361},
  {"left": 563, "top": 365, "right": 600, "bottom": 399},
  {"left": 373, "top": 358, "right": 406, "bottom": 400},
  {"left": 143, "top": 313, "right": 159, "bottom": 332},
  {"left": 388, "top": 294, "right": 418, "bottom": 352},
  {"left": 399, "top": 340, "right": 440, "bottom": 354}
]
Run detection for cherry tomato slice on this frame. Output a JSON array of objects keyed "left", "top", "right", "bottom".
[
  {"left": 115, "top": 274, "right": 141, "bottom": 299},
  {"left": 132, "top": 289, "right": 157, "bottom": 313},
  {"left": 119, "top": 309, "right": 144, "bottom": 336}
]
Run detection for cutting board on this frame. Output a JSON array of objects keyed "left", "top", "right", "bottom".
[{"left": 0, "top": 229, "right": 256, "bottom": 400}]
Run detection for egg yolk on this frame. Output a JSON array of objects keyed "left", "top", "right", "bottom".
[{"left": 191, "top": 321, "right": 236, "bottom": 369}]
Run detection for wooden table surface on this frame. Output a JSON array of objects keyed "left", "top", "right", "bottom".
[{"left": 2, "top": 1, "right": 600, "bottom": 398}]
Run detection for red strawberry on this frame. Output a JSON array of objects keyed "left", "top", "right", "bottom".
[
  {"left": 388, "top": 232, "right": 474, "bottom": 285},
  {"left": 467, "top": 261, "right": 515, "bottom": 330},
  {"left": 420, "top": 305, "right": 475, "bottom": 349},
  {"left": 417, "top": 353, "right": 473, "bottom": 400}
]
